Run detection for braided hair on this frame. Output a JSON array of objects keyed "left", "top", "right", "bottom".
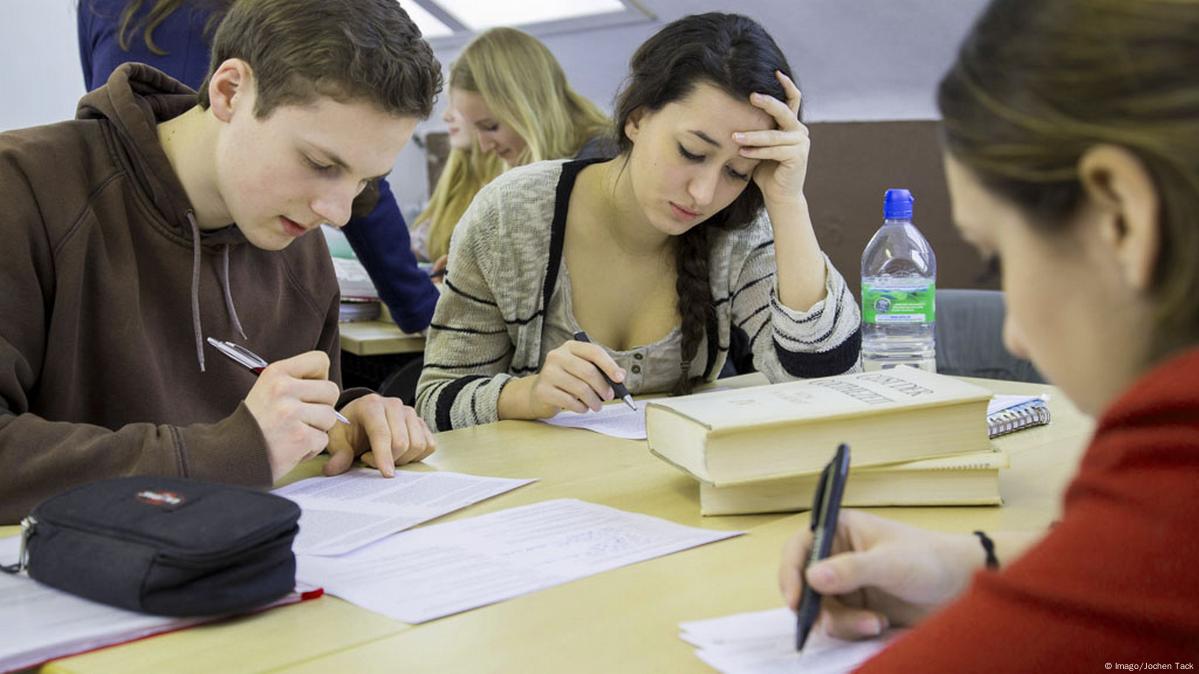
[{"left": 611, "top": 13, "right": 794, "bottom": 394}]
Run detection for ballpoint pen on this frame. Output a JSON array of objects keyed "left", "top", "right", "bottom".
[
  {"left": 571, "top": 331, "right": 637, "bottom": 412},
  {"left": 796, "top": 443, "right": 851, "bottom": 651},
  {"left": 206, "top": 337, "right": 350, "bottom": 424}
]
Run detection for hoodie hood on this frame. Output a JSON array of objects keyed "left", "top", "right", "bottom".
[
  {"left": 79, "top": 63, "right": 250, "bottom": 369},
  {"left": 77, "top": 63, "right": 246, "bottom": 249}
]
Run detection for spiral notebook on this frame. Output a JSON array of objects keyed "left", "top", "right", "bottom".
[{"left": 987, "top": 395, "right": 1051, "bottom": 438}]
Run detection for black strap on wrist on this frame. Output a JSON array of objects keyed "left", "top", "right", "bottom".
[{"left": 973, "top": 530, "right": 999, "bottom": 570}]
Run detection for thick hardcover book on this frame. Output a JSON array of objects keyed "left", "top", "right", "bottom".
[
  {"left": 698, "top": 450, "right": 1008, "bottom": 516},
  {"left": 646, "top": 366, "right": 993, "bottom": 485}
]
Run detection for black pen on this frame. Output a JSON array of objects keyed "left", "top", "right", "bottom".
[
  {"left": 571, "top": 331, "right": 637, "bottom": 411},
  {"left": 796, "top": 442, "right": 851, "bottom": 651}
]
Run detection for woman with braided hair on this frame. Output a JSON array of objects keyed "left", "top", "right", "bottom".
[{"left": 416, "top": 12, "right": 860, "bottom": 431}]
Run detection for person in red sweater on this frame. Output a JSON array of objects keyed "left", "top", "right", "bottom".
[{"left": 779, "top": 0, "right": 1199, "bottom": 668}]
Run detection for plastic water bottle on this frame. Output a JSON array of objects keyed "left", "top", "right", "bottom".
[{"left": 860, "top": 189, "right": 937, "bottom": 372}]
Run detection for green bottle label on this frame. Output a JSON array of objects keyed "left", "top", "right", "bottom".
[{"left": 862, "top": 282, "right": 935, "bottom": 325}]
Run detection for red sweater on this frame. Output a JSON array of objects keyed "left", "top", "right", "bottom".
[{"left": 859, "top": 348, "right": 1199, "bottom": 671}]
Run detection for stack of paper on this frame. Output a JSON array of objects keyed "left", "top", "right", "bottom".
[
  {"left": 274, "top": 469, "right": 535, "bottom": 556},
  {"left": 332, "top": 256, "right": 381, "bottom": 322},
  {"left": 680, "top": 607, "right": 900, "bottom": 674},
  {"left": 332, "top": 257, "right": 378, "bottom": 300},
  {"left": 0, "top": 468, "right": 537, "bottom": 670},
  {"left": 297, "top": 499, "right": 742, "bottom": 623}
]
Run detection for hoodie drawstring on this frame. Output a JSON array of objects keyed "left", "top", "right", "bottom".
[
  {"left": 187, "top": 211, "right": 205, "bottom": 372},
  {"left": 186, "top": 211, "right": 248, "bottom": 372},
  {"left": 218, "top": 245, "right": 248, "bottom": 341}
]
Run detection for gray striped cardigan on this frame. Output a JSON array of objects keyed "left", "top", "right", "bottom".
[{"left": 416, "top": 159, "right": 861, "bottom": 431}]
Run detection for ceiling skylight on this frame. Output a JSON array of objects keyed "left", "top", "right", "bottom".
[
  {"left": 404, "top": 2, "right": 455, "bottom": 39},
  {"left": 433, "top": 0, "right": 628, "bottom": 31}
]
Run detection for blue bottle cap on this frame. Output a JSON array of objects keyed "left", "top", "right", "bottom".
[{"left": 883, "top": 189, "right": 914, "bottom": 219}]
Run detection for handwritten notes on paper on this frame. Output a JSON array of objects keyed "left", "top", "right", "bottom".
[
  {"left": 296, "top": 499, "right": 741, "bottom": 623},
  {"left": 680, "top": 607, "right": 900, "bottom": 673},
  {"left": 542, "top": 404, "right": 647, "bottom": 440},
  {"left": 541, "top": 387, "right": 732, "bottom": 441},
  {"left": 274, "top": 469, "right": 535, "bottom": 556}
]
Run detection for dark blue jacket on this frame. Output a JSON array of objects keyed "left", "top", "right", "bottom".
[{"left": 77, "top": 0, "right": 439, "bottom": 332}]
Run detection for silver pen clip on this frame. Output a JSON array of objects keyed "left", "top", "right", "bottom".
[{"left": 12, "top": 515, "right": 35, "bottom": 573}]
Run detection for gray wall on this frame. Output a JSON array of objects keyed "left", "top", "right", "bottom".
[
  {"left": 1, "top": 0, "right": 987, "bottom": 243},
  {"left": 1, "top": 0, "right": 86, "bottom": 130}
]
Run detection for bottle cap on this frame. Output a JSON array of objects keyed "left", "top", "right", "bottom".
[{"left": 883, "top": 189, "right": 914, "bottom": 220}]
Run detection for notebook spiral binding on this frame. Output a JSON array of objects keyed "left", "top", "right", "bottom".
[{"left": 987, "top": 400, "right": 1051, "bottom": 438}]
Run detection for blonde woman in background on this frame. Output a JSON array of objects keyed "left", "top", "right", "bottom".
[
  {"left": 410, "top": 93, "right": 503, "bottom": 275},
  {"left": 451, "top": 27, "right": 612, "bottom": 168},
  {"left": 411, "top": 27, "right": 612, "bottom": 278}
]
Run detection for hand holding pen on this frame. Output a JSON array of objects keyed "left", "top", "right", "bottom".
[
  {"left": 207, "top": 338, "right": 436, "bottom": 481},
  {"left": 208, "top": 338, "right": 349, "bottom": 424},
  {"left": 572, "top": 332, "right": 636, "bottom": 411},
  {"left": 518, "top": 331, "right": 635, "bottom": 418},
  {"left": 779, "top": 507, "right": 987, "bottom": 644},
  {"left": 210, "top": 339, "right": 343, "bottom": 482},
  {"left": 428, "top": 255, "right": 448, "bottom": 283},
  {"left": 794, "top": 443, "right": 850, "bottom": 651}
]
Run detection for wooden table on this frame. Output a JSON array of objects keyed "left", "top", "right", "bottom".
[
  {"left": 28, "top": 377, "right": 1092, "bottom": 674},
  {"left": 338, "top": 320, "right": 425, "bottom": 356}
]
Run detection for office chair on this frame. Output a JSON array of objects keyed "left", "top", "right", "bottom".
[
  {"left": 935, "top": 289, "right": 1044, "bottom": 383},
  {"left": 378, "top": 356, "right": 425, "bottom": 405}
]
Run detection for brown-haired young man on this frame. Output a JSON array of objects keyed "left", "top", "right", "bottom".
[{"left": 0, "top": 0, "right": 442, "bottom": 522}]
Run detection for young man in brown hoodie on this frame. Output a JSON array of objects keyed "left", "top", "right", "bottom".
[{"left": 0, "top": 0, "right": 442, "bottom": 522}]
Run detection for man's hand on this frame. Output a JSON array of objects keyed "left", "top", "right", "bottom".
[
  {"left": 324, "top": 394, "right": 437, "bottom": 476},
  {"left": 244, "top": 351, "right": 342, "bottom": 481}
]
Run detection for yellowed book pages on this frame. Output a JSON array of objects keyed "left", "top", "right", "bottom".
[
  {"left": 646, "top": 367, "right": 992, "bottom": 485},
  {"left": 699, "top": 450, "right": 1009, "bottom": 516}
]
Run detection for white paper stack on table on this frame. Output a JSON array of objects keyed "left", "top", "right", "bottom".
[
  {"left": 273, "top": 468, "right": 535, "bottom": 556},
  {"left": 332, "top": 256, "right": 381, "bottom": 322},
  {"left": 680, "top": 606, "right": 901, "bottom": 674},
  {"left": 296, "top": 499, "right": 741, "bottom": 623}
]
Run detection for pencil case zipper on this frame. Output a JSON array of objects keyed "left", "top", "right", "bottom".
[{"left": 27, "top": 514, "right": 296, "bottom": 567}]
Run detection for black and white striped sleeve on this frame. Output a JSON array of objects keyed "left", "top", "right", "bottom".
[
  {"left": 414, "top": 192, "right": 515, "bottom": 432},
  {"left": 726, "top": 218, "right": 861, "bottom": 381}
]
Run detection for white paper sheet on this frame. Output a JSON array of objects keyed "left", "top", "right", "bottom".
[
  {"left": 540, "top": 387, "right": 734, "bottom": 440},
  {"left": 987, "top": 393, "right": 1048, "bottom": 415},
  {"left": 273, "top": 469, "right": 535, "bottom": 556},
  {"left": 542, "top": 404, "right": 647, "bottom": 439},
  {"left": 680, "top": 606, "right": 900, "bottom": 674},
  {"left": 296, "top": 498, "right": 741, "bottom": 623}
]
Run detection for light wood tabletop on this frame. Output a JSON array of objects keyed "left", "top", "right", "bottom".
[
  {"left": 337, "top": 320, "right": 425, "bottom": 356},
  {"left": 28, "top": 375, "right": 1092, "bottom": 674}
]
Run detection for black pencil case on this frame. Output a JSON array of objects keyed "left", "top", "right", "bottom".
[{"left": 13, "top": 476, "right": 300, "bottom": 617}]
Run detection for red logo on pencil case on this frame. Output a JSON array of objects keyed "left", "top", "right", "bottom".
[{"left": 136, "top": 490, "right": 185, "bottom": 507}]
